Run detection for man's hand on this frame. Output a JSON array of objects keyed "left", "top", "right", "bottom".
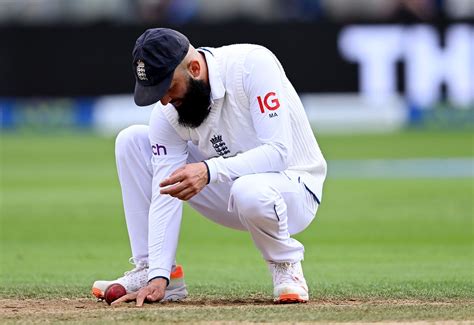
[
  {"left": 111, "top": 278, "right": 167, "bottom": 307},
  {"left": 160, "top": 162, "right": 209, "bottom": 200}
]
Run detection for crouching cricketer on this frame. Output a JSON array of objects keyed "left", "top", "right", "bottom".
[{"left": 92, "top": 28, "right": 327, "bottom": 305}]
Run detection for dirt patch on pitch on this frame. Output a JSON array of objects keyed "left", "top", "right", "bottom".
[{"left": 1, "top": 298, "right": 473, "bottom": 324}]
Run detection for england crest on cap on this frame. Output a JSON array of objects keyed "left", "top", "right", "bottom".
[{"left": 136, "top": 60, "right": 148, "bottom": 81}]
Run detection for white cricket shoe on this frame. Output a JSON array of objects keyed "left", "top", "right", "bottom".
[
  {"left": 92, "top": 258, "right": 188, "bottom": 302},
  {"left": 268, "top": 261, "right": 309, "bottom": 303}
]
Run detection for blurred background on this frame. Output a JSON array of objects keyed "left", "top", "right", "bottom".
[
  {"left": 0, "top": 0, "right": 473, "bottom": 307},
  {"left": 0, "top": 0, "right": 472, "bottom": 134}
]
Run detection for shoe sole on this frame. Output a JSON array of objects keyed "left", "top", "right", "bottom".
[
  {"left": 162, "top": 289, "right": 188, "bottom": 302},
  {"left": 92, "top": 287, "right": 105, "bottom": 299},
  {"left": 275, "top": 293, "right": 308, "bottom": 304}
]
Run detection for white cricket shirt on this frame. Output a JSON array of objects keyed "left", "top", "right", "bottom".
[{"left": 146, "top": 44, "right": 327, "bottom": 282}]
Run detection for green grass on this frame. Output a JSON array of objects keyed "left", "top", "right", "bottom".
[
  {"left": 0, "top": 130, "right": 473, "bottom": 323},
  {"left": 317, "top": 130, "right": 474, "bottom": 159}
]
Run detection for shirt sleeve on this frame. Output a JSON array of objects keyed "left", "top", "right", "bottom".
[
  {"left": 147, "top": 105, "right": 188, "bottom": 282},
  {"left": 205, "top": 48, "right": 292, "bottom": 183}
]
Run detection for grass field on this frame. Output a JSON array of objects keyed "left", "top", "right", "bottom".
[{"left": 0, "top": 130, "right": 473, "bottom": 324}]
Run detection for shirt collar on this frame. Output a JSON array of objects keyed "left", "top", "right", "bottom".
[{"left": 198, "top": 47, "right": 225, "bottom": 102}]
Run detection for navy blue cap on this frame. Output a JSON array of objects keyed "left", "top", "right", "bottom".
[{"left": 132, "top": 28, "right": 190, "bottom": 106}]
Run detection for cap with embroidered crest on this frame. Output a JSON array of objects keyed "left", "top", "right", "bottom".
[{"left": 132, "top": 28, "right": 190, "bottom": 106}]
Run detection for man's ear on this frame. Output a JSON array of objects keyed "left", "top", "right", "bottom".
[{"left": 188, "top": 60, "right": 201, "bottom": 78}]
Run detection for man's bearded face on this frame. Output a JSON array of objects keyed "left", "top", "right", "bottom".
[{"left": 174, "top": 76, "right": 211, "bottom": 129}]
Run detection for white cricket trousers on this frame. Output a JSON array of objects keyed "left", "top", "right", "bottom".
[{"left": 116, "top": 125, "right": 319, "bottom": 264}]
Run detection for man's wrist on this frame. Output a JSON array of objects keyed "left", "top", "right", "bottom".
[
  {"left": 202, "top": 161, "right": 210, "bottom": 184},
  {"left": 148, "top": 276, "right": 169, "bottom": 287}
]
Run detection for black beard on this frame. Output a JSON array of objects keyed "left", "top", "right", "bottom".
[{"left": 175, "top": 77, "right": 211, "bottom": 128}]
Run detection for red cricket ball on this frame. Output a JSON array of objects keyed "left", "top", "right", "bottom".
[{"left": 104, "top": 283, "right": 127, "bottom": 305}]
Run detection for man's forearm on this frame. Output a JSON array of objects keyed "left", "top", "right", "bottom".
[{"left": 205, "top": 142, "right": 289, "bottom": 184}]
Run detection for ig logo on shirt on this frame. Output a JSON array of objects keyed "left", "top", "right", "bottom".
[{"left": 257, "top": 92, "right": 280, "bottom": 118}]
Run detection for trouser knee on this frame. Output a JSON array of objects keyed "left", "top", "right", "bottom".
[
  {"left": 115, "top": 125, "right": 148, "bottom": 160},
  {"left": 230, "top": 176, "right": 277, "bottom": 225}
]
